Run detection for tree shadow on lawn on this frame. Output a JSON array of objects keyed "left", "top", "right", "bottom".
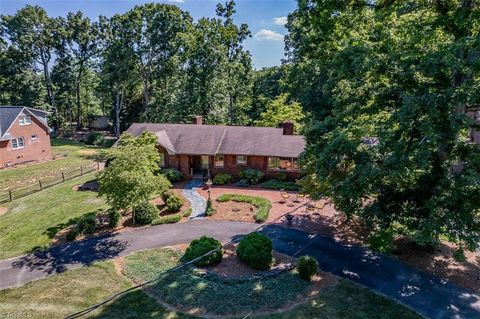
[{"left": 11, "top": 233, "right": 128, "bottom": 275}]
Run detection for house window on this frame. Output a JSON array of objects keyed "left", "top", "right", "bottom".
[
  {"left": 201, "top": 155, "right": 210, "bottom": 169},
  {"left": 159, "top": 153, "right": 165, "bottom": 167},
  {"left": 31, "top": 134, "right": 38, "bottom": 141},
  {"left": 236, "top": 155, "right": 247, "bottom": 166},
  {"left": 11, "top": 137, "right": 25, "bottom": 150},
  {"left": 19, "top": 116, "right": 32, "bottom": 126},
  {"left": 215, "top": 154, "right": 224, "bottom": 168},
  {"left": 268, "top": 157, "right": 299, "bottom": 171}
]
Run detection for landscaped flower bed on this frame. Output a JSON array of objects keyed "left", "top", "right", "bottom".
[{"left": 215, "top": 194, "right": 272, "bottom": 223}]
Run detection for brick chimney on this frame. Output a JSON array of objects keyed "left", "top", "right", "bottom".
[
  {"left": 281, "top": 121, "right": 294, "bottom": 135},
  {"left": 192, "top": 116, "right": 203, "bottom": 125}
]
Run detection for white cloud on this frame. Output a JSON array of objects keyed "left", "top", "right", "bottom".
[
  {"left": 254, "top": 29, "right": 284, "bottom": 41},
  {"left": 168, "top": 0, "right": 185, "bottom": 3},
  {"left": 274, "top": 16, "right": 288, "bottom": 26}
]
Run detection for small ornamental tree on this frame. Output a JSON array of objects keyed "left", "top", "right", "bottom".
[{"left": 97, "top": 131, "right": 171, "bottom": 224}]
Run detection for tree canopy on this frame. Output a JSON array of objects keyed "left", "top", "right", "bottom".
[{"left": 287, "top": 0, "right": 480, "bottom": 252}]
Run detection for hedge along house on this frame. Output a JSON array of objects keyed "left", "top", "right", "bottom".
[
  {"left": 125, "top": 116, "right": 305, "bottom": 180},
  {"left": 0, "top": 106, "right": 53, "bottom": 167}
]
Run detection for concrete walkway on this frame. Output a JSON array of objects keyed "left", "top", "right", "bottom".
[
  {"left": 182, "top": 179, "right": 207, "bottom": 219},
  {"left": 0, "top": 221, "right": 479, "bottom": 318}
]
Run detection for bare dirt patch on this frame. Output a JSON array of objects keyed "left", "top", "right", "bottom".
[
  {"left": 78, "top": 150, "right": 98, "bottom": 156},
  {"left": 0, "top": 206, "right": 7, "bottom": 216},
  {"left": 207, "top": 201, "right": 256, "bottom": 223}
]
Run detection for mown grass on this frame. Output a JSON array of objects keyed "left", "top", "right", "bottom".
[
  {"left": 0, "top": 173, "right": 108, "bottom": 259},
  {"left": 0, "top": 248, "right": 421, "bottom": 319},
  {"left": 216, "top": 193, "right": 272, "bottom": 222},
  {"left": 0, "top": 138, "right": 105, "bottom": 191}
]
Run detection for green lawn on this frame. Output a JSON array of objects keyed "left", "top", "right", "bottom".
[
  {"left": 0, "top": 174, "right": 108, "bottom": 259},
  {"left": 0, "top": 247, "right": 421, "bottom": 319},
  {"left": 0, "top": 138, "right": 105, "bottom": 192}
]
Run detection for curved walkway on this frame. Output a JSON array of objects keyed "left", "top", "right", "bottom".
[
  {"left": 182, "top": 179, "right": 207, "bottom": 218},
  {"left": 0, "top": 221, "right": 479, "bottom": 319}
]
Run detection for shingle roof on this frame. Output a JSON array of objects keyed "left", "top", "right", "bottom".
[
  {"left": 0, "top": 106, "right": 50, "bottom": 139},
  {"left": 126, "top": 123, "right": 305, "bottom": 158}
]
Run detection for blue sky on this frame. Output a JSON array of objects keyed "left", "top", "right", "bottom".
[{"left": 0, "top": 0, "right": 297, "bottom": 69}]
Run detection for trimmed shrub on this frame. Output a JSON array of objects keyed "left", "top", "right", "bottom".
[
  {"left": 161, "top": 190, "right": 174, "bottom": 202},
  {"left": 213, "top": 173, "right": 232, "bottom": 185},
  {"left": 277, "top": 172, "right": 288, "bottom": 182},
  {"left": 161, "top": 168, "right": 183, "bottom": 183},
  {"left": 260, "top": 179, "right": 300, "bottom": 191},
  {"left": 205, "top": 198, "right": 215, "bottom": 216},
  {"left": 367, "top": 228, "right": 394, "bottom": 254},
  {"left": 134, "top": 202, "right": 159, "bottom": 225},
  {"left": 216, "top": 194, "right": 271, "bottom": 223},
  {"left": 108, "top": 209, "right": 121, "bottom": 228},
  {"left": 66, "top": 229, "right": 79, "bottom": 241},
  {"left": 77, "top": 212, "right": 97, "bottom": 235},
  {"left": 240, "top": 168, "right": 264, "bottom": 184},
  {"left": 166, "top": 194, "right": 184, "bottom": 212},
  {"left": 184, "top": 236, "right": 223, "bottom": 267},
  {"left": 85, "top": 131, "right": 105, "bottom": 146},
  {"left": 237, "top": 232, "right": 273, "bottom": 270},
  {"left": 152, "top": 214, "right": 182, "bottom": 225},
  {"left": 183, "top": 207, "right": 192, "bottom": 218},
  {"left": 297, "top": 255, "right": 317, "bottom": 281}
]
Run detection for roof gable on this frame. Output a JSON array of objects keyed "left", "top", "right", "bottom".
[{"left": 0, "top": 106, "right": 51, "bottom": 140}]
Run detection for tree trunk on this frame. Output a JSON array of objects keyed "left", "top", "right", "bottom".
[
  {"left": 76, "top": 63, "right": 84, "bottom": 130},
  {"left": 40, "top": 51, "right": 58, "bottom": 130},
  {"left": 115, "top": 90, "right": 122, "bottom": 138},
  {"left": 142, "top": 78, "right": 150, "bottom": 121}
]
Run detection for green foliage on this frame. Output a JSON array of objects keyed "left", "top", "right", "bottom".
[
  {"left": 77, "top": 212, "right": 97, "bottom": 235},
  {"left": 152, "top": 214, "right": 182, "bottom": 225},
  {"left": 182, "top": 207, "right": 192, "bottom": 218},
  {"left": 240, "top": 168, "right": 264, "bottom": 185},
  {"left": 276, "top": 172, "right": 287, "bottom": 182},
  {"left": 212, "top": 173, "right": 232, "bottom": 185},
  {"left": 367, "top": 229, "right": 394, "bottom": 255},
  {"left": 160, "top": 168, "right": 183, "bottom": 183},
  {"left": 205, "top": 198, "right": 215, "bottom": 216},
  {"left": 237, "top": 232, "right": 273, "bottom": 270},
  {"left": 166, "top": 194, "right": 183, "bottom": 212},
  {"left": 133, "top": 202, "right": 159, "bottom": 225},
  {"left": 161, "top": 190, "right": 174, "bottom": 203},
  {"left": 288, "top": 1, "right": 480, "bottom": 251},
  {"left": 296, "top": 255, "right": 317, "bottom": 281},
  {"left": 260, "top": 179, "right": 300, "bottom": 191},
  {"left": 66, "top": 229, "right": 79, "bottom": 241},
  {"left": 97, "top": 132, "right": 171, "bottom": 219},
  {"left": 184, "top": 236, "right": 223, "bottom": 267},
  {"left": 108, "top": 209, "right": 121, "bottom": 228},
  {"left": 255, "top": 94, "right": 305, "bottom": 133},
  {"left": 216, "top": 193, "right": 271, "bottom": 222},
  {"left": 85, "top": 131, "right": 105, "bottom": 146},
  {"left": 453, "top": 248, "right": 466, "bottom": 263}
]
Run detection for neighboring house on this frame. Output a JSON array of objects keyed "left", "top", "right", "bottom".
[
  {"left": 88, "top": 115, "right": 110, "bottom": 130},
  {"left": 126, "top": 116, "right": 305, "bottom": 179},
  {"left": 0, "top": 106, "right": 52, "bottom": 167}
]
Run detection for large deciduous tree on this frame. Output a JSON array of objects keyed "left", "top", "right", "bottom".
[
  {"left": 255, "top": 93, "right": 305, "bottom": 133},
  {"left": 287, "top": 0, "right": 480, "bottom": 252}
]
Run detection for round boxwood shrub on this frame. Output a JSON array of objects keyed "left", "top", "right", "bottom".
[
  {"left": 77, "top": 212, "right": 97, "bottom": 235},
  {"left": 166, "top": 194, "right": 183, "bottom": 212},
  {"left": 237, "top": 232, "right": 272, "bottom": 270},
  {"left": 161, "top": 168, "right": 183, "bottom": 183},
  {"left": 297, "top": 255, "right": 317, "bottom": 281},
  {"left": 134, "top": 202, "right": 159, "bottom": 225},
  {"left": 213, "top": 173, "right": 232, "bottom": 185},
  {"left": 240, "top": 168, "right": 264, "bottom": 185},
  {"left": 108, "top": 209, "right": 121, "bottom": 228},
  {"left": 184, "top": 236, "right": 223, "bottom": 267}
]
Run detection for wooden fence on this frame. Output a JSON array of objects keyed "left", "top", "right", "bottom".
[{"left": 0, "top": 162, "right": 101, "bottom": 204}]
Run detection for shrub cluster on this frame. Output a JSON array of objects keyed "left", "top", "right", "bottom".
[
  {"left": 166, "top": 194, "right": 184, "bottom": 212},
  {"left": 108, "top": 209, "right": 121, "bottom": 228},
  {"left": 161, "top": 190, "right": 174, "bottom": 202},
  {"left": 184, "top": 236, "right": 223, "bottom": 266},
  {"left": 84, "top": 131, "right": 105, "bottom": 146},
  {"left": 152, "top": 214, "right": 182, "bottom": 225},
  {"left": 237, "top": 232, "right": 272, "bottom": 270},
  {"left": 205, "top": 198, "right": 215, "bottom": 216},
  {"left": 213, "top": 173, "right": 232, "bottom": 185},
  {"left": 161, "top": 168, "right": 183, "bottom": 183},
  {"left": 240, "top": 168, "right": 264, "bottom": 184},
  {"left": 296, "top": 255, "right": 317, "bottom": 281},
  {"left": 134, "top": 202, "right": 159, "bottom": 225},
  {"left": 77, "top": 212, "right": 97, "bottom": 234}
]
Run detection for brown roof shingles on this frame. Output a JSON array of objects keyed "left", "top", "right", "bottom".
[{"left": 126, "top": 123, "right": 305, "bottom": 158}]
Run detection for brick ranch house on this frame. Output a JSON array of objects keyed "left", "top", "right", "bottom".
[
  {"left": 0, "top": 106, "right": 52, "bottom": 167},
  {"left": 126, "top": 116, "right": 305, "bottom": 179}
]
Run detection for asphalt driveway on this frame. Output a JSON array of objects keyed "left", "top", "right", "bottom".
[{"left": 0, "top": 220, "right": 479, "bottom": 319}]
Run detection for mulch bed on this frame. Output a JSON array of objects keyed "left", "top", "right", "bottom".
[{"left": 207, "top": 200, "right": 257, "bottom": 223}]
